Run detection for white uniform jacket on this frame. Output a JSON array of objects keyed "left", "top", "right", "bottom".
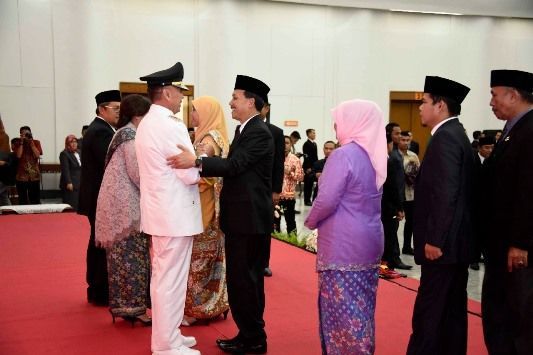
[{"left": 135, "top": 104, "right": 202, "bottom": 237}]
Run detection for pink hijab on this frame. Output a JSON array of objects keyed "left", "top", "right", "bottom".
[
  {"left": 64, "top": 134, "right": 78, "bottom": 152},
  {"left": 331, "top": 99, "right": 387, "bottom": 190}
]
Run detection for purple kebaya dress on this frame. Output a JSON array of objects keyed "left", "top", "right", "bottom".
[{"left": 305, "top": 142, "right": 384, "bottom": 355}]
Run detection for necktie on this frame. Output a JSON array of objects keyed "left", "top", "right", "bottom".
[
  {"left": 234, "top": 125, "right": 241, "bottom": 141},
  {"left": 500, "top": 124, "right": 509, "bottom": 141}
]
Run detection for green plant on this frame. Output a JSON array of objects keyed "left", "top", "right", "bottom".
[{"left": 272, "top": 230, "right": 309, "bottom": 249}]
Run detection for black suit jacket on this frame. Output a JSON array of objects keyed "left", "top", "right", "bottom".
[
  {"left": 201, "top": 116, "right": 274, "bottom": 235},
  {"left": 391, "top": 147, "right": 406, "bottom": 205},
  {"left": 0, "top": 152, "right": 17, "bottom": 186},
  {"left": 382, "top": 155, "right": 405, "bottom": 217},
  {"left": 311, "top": 158, "right": 326, "bottom": 181},
  {"left": 409, "top": 140, "right": 420, "bottom": 155},
  {"left": 78, "top": 118, "right": 114, "bottom": 217},
  {"left": 266, "top": 122, "right": 284, "bottom": 194},
  {"left": 302, "top": 139, "right": 318, "bottom": 171},
  {"left": 413, "top": 118, "right": 475, "bottom": 264},
  {"left": 59, "top": 150, "right": 81, "bottom": 190},
  {"left": 483, "top": 109, "right": 533, "bottom": 267}
]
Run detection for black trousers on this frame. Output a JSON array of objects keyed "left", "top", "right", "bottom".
[
  {"left": 16, "top": 180, "right": 40, "bottom": 204},
  {"left": 403, "top": 200, "right": 414, "bottom": 250},
  {"left": 303, "top": 173, "right": 315, "bottom": 203},
  {"left": 381, "top": 213, "right": 400, "bottom": 264},
  {"left": 482, "top": 263, "right": 533, "bottom": 355},
  {"left": 86, "top": 214, "right": 109, "bottom": 304},
  {"left": 61, "top": 188, "right": 79, "bottom": 211},
  {"left": 225, "top": 232, "right": 267, "bottom": 343},
  {"left": 280, "top": 199, "right": 297, "bottom": 234},
  {"left": 407, "top": 263, "right": 469, "bottom": 355}
]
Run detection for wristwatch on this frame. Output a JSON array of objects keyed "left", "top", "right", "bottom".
[{"left": 194, "top": 157, "right": 202, "bottom": 168}]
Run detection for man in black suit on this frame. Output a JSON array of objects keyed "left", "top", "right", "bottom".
[
  {"left": 381, "top": 134, "right": 411, "bottom": 270},
  {"left": 384, "top": 122, "right": 409, "bottom": 269},
  {"left": 482, "top": 69, "right": 533, "bottom": 354},
  {"left": 169, "top": 75, "right": 273, "bottom": 354},
  {"left": 78, "top": 89, "right": 121, "bottom": 306},
  {"left": 407, "top": 76, "right": 475, "bottom": 355},
  {"left": 302, "top": 128, "right": 317, "bottom": 205},
  {"left": 407, "top": 131, "right": 420, "bottom": 155},
  {"left": 260, "top": 102, "right": 284, "bottom": 277},
  {"left": 311, "top": 140, "right": 335, "bottom": 200},
  {"left": 470, "top": 136, "right": 494, "bottom": 270}
]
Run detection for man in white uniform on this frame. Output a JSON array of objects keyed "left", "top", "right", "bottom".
[{"left": 135, "top": 62, "right": 203, "bottom": 355}]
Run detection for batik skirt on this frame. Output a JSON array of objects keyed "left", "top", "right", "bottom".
[
  {"left": 318, "top": 268, "right": 379, "bottom": 355},
  {"left": 107, "top": 231, "right": 151, "bottom": 317},
  {"left": 185, "top": 219, "right": 229, "bottom": 319}
]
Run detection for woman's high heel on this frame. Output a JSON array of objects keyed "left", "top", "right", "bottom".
[
  {"left": 223, "top": 309, "right": 229, "bottom": 320},
  {"left": 136, "top": 314, "right": 152, "bottom": 326},
  {"left": 109, "top": 309, "right": 116, "bottom": 323}
]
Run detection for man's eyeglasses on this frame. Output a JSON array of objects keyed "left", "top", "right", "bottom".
[{"left": 105, "top": 105, "right": 121, "bottom": 112}]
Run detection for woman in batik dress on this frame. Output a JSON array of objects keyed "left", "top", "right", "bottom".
[
  {"left": 305, "top": 99, "right": 387, "bottom": 354},
  {"left": 95, "top": 94, "right": 152, "bottom": 325},
  {"left": 183, "top": 96, "right": 230, "bottom": 325}
]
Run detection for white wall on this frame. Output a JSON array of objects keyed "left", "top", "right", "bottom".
[{"left": 1, "top": 0, "right": 532, "bottom": 163}]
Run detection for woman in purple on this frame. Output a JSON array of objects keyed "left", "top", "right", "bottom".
[{"left": 305, "top": 99, "right": 387, "bottom": 354}]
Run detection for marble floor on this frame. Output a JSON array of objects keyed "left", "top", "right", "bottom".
[{"left": 290, "top": 195, "right": 484, "bottom": 302}]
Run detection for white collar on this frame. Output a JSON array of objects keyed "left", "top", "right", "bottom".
[
  {"left": 431, "top": 116, "right": 457, "bottom": 136},
  {"left": 96, "top": 116, "right": 116, "bottom": 132},
  {"left": 239, "top": 114, "right": 258, "bottom": 133}
]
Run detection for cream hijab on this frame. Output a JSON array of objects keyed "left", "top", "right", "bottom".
[
  {"left": 192, "top": 96, "right": 229, "bottom": 151},
  {"left": 331, "top": 99, "right": 388, "bottom": 190}
]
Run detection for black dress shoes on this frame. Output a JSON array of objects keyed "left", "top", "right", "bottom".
[
  {"left": 390, "top": 261, "right": 413, "bottom": 270},
  {"left": 216, "top": 336, "right": 241, "bottom": 346},
  {"left": 218, "top": 339, "right": 267, "bottom": 354},
  {"left": 263, "top": 267, "right": 273, "bottom": 277}
]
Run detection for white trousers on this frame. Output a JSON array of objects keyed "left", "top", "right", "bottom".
[{"left": 151, "top": 235, "right": 193, "bottom": 355}]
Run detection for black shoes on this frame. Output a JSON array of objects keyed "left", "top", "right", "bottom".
[
  {"left": 263, "top": 267, "right": 273, "bottom": 277},
  {"left": 389, "top": 261, "right": 413, "bottom": 270},
  {"left": 304, "top": 202, "right": 312, "bottom": 206},
  {"left": 470, "top": 262, "right": 480, "bottom": 271},
  {"left": 216, "top": 336, "right": 240, "bottom": 346},
  {"left": 217, "top": 338, "right": 267, "bottom": 354}
]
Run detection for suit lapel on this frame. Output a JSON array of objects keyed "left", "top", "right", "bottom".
[
  {"left": 417, "top": 119, "right": 457, "bottom": 182},
  {"left": 493, "top": 111, "right": 532, "bottom": 160},
  {"left": 229, "top": 115, "right": 260, "bottom": 156},
  {"left": 70, "top": 151, "right": 80, "bottom": 167}
]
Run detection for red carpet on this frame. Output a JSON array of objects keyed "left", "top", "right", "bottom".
[{"left": 0, "top": 213, "right": 487, "bottom": 354}]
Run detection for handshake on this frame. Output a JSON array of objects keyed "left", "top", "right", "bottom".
[
  {"left": 167, "top": 142, "right": 215, "bottom": 169},
  {"left": 194, "top": 142, "right": 215, "bottom": 157}
]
